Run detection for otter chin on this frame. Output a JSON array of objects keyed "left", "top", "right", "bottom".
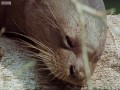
[{"left": 1, "top": 0, "right": 106, "bottom": 86}]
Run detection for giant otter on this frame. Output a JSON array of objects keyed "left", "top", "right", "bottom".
[{"left": 0, "top": 0, "right": 106, "bottom": 86}]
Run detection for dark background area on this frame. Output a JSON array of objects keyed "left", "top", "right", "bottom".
[{"left": 104, "top": 0, "right": 120, "bottom": 14}]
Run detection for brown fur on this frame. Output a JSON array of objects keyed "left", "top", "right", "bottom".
[{"left": 0, "top": 0, "right": 106, "bottom": 85}]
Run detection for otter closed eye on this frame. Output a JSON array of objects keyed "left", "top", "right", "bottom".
[{"left": 65, "top": 35, "right": 74, "bottom": 49}]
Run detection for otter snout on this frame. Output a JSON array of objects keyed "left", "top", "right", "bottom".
[{"left": 69, "top": 58, "right": 85, "bottom": 80}]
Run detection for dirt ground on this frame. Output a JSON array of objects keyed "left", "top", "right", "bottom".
[{"left": 0, "top": 15, "right": 120, "bottom": 90}]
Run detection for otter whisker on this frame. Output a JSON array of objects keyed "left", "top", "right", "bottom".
[
  {"left": 11, "top": 18, "right": 26, "bottom": 34},
  {"left": 28, "top": 53, "right": 54, "bottom": 64},
  {"left": 9, "top": 34, "right": 57, "bottom": 65},
  {"left": 64, "top": 78, "right": 68, "bottom": 83},
  {"left": 17, "top": 39, "right": 53, "bottom": 57},
  {"left": 35, "top": 57, "right": 56, "bottom": 68},
  {"left": 38, "top": 62, "right": 53, "bottom": 67},
  {"left": 22, "top": 48, "right": 52, "bottom": 60},
  {"left": 37, "top": 67, "right": 55, "bottom": 71},
  {"left": 34, "top": 0, "right": 63, "bottom": 33},
  {"left": 44, "top": 0, "right": 61, "bottom": 30},
  {"left": 32, "top": 0, "right": 59, "bottom": 30},
  {"left": 59, "top": 74, "right": 64, "bottom": 80},
  {"left": 26, "top": 37, "right": 54, "bottom": 54},
  {"left": 26, "top": 54, "right": 52, "bottom": 63},
  {"left": 25, "top": 44, "right": 55, "bottom": 60},
  {"left": 21, "top": 47, "right": 52, "bottom": 59},
  {"left": 51, "top": 72, "right": 61, "bottom": 81},
  {"left": 38, "top": 68, "right": 49, "bottom": 70},
  {"left": 37, "top": 54, "right": 53, "bottom": 60},
  {"left": 37, "top": 64, "right": 53, "bottom": 69},
  {"left": 37, "top": 69, "right": 49, "bottom": 72},
  {"left": 62, "top": 75, "right": 67, "bottom": 82},
  {"left": 38, "top": 63, "right": 54, "bottom": 69},
  {"left": 24, "top": 45, "right": 53, "bottom": 57},
  {"left": 39, "top": 9, "right": 59, "bottom": 30},
  {"left": 9, "top": 32, "right": 54, "bottom": 54},
  {"left": 36, "top": 64, "right": 46, "bottom": 66},
  {"left": 38, "top": 67, "right": 49, "bottom": 70},
  {"left": 10, "top": 34, "right": 56, "bottom": 66},
  {"left": 46, "top": 72, "right": 53, "bottom": 78},
  {"left": 34, "top": 55, "right": 52, "bottom": 62},
  {"left": 37, "top": 52, "right": 56, "bottom": 63},
  {"left": 45, "top": 0, "right": 57, "bottom": 23},
  {"left": 46, "top": 71, "right": 58, "bottom": 78},
  {"left": 59, "top": 74, "right": 65, "bottom": 81},
  {"left": 39, "top": 10, "right": 58, "bottom": 30}
]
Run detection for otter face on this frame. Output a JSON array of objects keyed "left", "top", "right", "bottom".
[
  {"left": 1, "top": 0, "right": 106, "bottom": 86},
  {"left": 39, "top": 0, "right": 106, "bottom": 85},
  {"left": 47, "top": 19, "right": 106, "bottom": 85},
  {"left": 49, "top": 26, "right": 103, "bottom": 85},
  {"left": 24, "top": 0, "right": 106, "bottom": 85}
]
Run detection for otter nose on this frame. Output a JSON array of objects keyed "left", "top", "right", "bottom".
[
  {"left": 69, "top": 60, "right": 85, "bottom": 79},
  {"left": 70, "top": 65, "right": 75, "bottom": 77}
]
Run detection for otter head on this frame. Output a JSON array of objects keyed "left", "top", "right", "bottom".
[{"left": 24, "top": 0, "right": 106, "bottom": 85}]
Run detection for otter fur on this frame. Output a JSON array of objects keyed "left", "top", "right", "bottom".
[{"left": 0, "top": 0, "right": 106, "bottom": 86}]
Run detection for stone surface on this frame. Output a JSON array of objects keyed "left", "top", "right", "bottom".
[
  {"left": 0, "top": 37, "right": 36, "bottom": 90},
  {"left": 0, "top": 15, "right": 120, "bottom": 90},
  {"left": 91, "top": 15, "right": 120, "bottom": 89}
]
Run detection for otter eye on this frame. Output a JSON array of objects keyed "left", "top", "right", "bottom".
[{"left": 65, "top": 36, "right": 74, "bottom": 48}]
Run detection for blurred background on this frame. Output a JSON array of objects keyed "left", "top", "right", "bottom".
[{"left": 104, "top": 0, "right": 120, "bottom": 14}]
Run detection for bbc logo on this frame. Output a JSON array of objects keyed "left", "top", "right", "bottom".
[{"left": 1, "top": 1, "right": 11, "bottom": 5}]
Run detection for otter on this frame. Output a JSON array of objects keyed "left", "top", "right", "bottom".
[{"left": 0, "top": 0, "right": 106, "bottom": 86}]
